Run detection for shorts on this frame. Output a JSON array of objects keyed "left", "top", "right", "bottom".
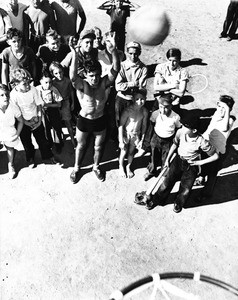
[
  {"left": 120, "top": 131, "right": 140, "bottom": 149},
  {"left": 76, "top": 115, "right": 107, "bottom": 133}
]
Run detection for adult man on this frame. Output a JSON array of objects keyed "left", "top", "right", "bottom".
[
  {"left": 219, "top": 0, "right": 238, "bottom": 41},
  {"left": 69, "top": 32, "right": 120, "bottom": 183},
  {"left": 115, "top": 41, "right": 147, "bottom": 126}
]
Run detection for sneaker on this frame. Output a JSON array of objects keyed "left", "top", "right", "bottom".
[
  {"left": 144, "top": 171, "right": 155, "bottom": 181},
  {"left": 8, "top": 165, "right": 16, "bottom": 179},
  {"left": 28, "top": 158, "right": 36, "bottom": 168},
  {"left": 173, "top": 203, "right": 182, "bottom": 213},
  {"left": 70, "top": 169, "right": 79, "bottom": 183},
  {"left": 219, "top": 32, "right": 226, "bottom": 38},
  {"left": 93, "top": 167, "right": 105, "bottom": 182},
  {"left": 134, "top": 191, "right": 147, "bottom": 205},
  {"left": 226, "top": 36, "right": 232, "bottom": 41}
]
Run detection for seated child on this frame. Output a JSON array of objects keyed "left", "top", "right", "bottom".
[
  {"left": 0, "top": 83, "right": 23, "bottom": 178},
  {"left": 144, "top": 94, "right": 181, "bottom": 181},
  {"left": 49, "top": 61, "right": 76, "bottom": 148},
  {"left": 118, "top": 88, "right": 148, "bottom": 178},
  {"left": 199, "top": 95, "right": 236, "bottom": 199},
  {"left": 145, "top": 114, "right": 219, "bottom": 213},
  {"left": 10, "top": 68, "right": 59, "bottom": 167},
  {"left": 36, "top": 70, "right": 64, "bottom": 153}
]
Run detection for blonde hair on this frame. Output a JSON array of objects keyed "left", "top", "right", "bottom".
[{"left": 10, "top": 68, "right": 32, "bottom": 86}]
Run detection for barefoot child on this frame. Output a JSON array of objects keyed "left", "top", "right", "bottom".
[
  {"left": 49, "top": 61, "right": 76, "bottom": 148},
  {"left": 118, "top": 88, "right": 148, "bottom": 178},
  {"left": 0, "top": 83, "right": 23, "bottom": 178},
  {"left": 36, "top": 70, "right": 64, "bottom": 153}
]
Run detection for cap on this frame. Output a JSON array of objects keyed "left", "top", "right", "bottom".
[
  {"left": 80, "top": 29, "right": 96, "bottom": 40},
  {"left": 181, "top": 114, "right": 200, "bottom": 130},
  {"left": 126, "top": 41, "right": 141, "bottom": 51}
]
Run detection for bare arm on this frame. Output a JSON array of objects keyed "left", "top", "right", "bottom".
[
  {"left": 105, "top": 32, "right": 120, "bottom": 86},
  {"left": 118, "top": 110, "right": 129, "bottom": 148},
  {"left": 76, "top": 0, "right": 86, "bottom": 34},
  {"left": 1, "top": 62, "right": 9, "bottom": 86},
  {"left": 139, "top": 108, "right": 148, "bottom": 144},
  {"left": 15, "top": 115, "right": 24, "bottom": 137},
  {"left": 190, "top": 152, "right": 219, "bottom": 166}
]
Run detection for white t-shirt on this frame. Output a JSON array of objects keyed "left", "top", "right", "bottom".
[
  {"left": 150, "top": 109, "right": 181, "bottom": 138},
  {"left": 10, "top": 86, "right": 43, "bottom": 121},
  {"left": 0, "top": 103, "right": 21, "bottom": 145}
]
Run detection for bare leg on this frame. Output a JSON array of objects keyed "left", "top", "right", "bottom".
[
  {"left": 126, "top": 143, "right": 136, "bottom": 178},
  {"left": 119, "top": 147, "right": 127, "bottom": 177},
  {"left": 65, "top": 120, "right": 76, "bottom": 148},
  {"left": 93, "top": 129, "right": 106, "bottom": 168},
  {"left": 74, "top": 129, "right": 88, "bottom": 171},
  {"left": 5, "top": 146, "right": 16, "bottom": 179}
]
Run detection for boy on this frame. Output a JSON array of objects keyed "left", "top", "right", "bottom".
[
  {"left": 10, "top": 68, "right": 59, "bottom": 167},
  {"left": 145, "top": 114, "right": 219, "bottom": 213},
  {"left": 1, "top": 28, "right": 36, "bottom": 86},
  {"left": 37, "top": 29, "right": 70, "bottom": 71},
  {"left": 69, "top": 32, "right": 120, "bottom": 183},
  {"left": 115, "top": 41, "right": 147, "bottom": 126},
  {"left": 144, "top": 94, "right": 181, "bottom": 181},
  {"left": 118, "top": 88, "right": 148, "bottom": 178},
  {"left": 199, "top": 95, "right": 236, "bottom": 200},
  {"left": 0, "top": 83, "right": 23, "bottom": 178},
  {"left": 36, "top": 70, "right": 64, "bottom": 153},
  {"left": 98, "top": 0, "right": 139, "bottom": 51}
]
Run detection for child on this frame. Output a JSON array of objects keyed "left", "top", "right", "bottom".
[
  {"left": 0, "top": 83, "right": 23, "bottom": 178},
  {"left": 118, "top": 88, "right": 148, "bottom": 178},
  {"left": 1, "top": 28, "right": 36, "bottom": 86},
  {"left": 49, "top": 61, "right": 76, "bottom": 148},
  {"left": 198, "top": 95, "right": 236, "bottom": 200},
  {"left": 37, "top": 29, "right": 70, "bottom": 71},
  {"left": 10, "top": 68, "right": 59, "bottom": 167},
  {"left": 98, "top": 0, "right": 139, "bottom": 51},
  {"left": 143, "top": 94, "right": 181, "bottom": 181},
  {"left": 36, "top": 70, "right": 64, "bottom": 153},
  {"left": 145, "top": 114, "right": 219, "bottom": 213}
]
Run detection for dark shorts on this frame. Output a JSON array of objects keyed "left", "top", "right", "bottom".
[{"left": 76, "top": 115, "right": 107, "bottom": 133}]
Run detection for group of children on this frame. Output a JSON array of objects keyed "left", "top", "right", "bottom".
[{"left": 0, "top": 0, "right": 236, "bottom": 213}]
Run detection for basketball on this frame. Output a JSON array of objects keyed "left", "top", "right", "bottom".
[{"left": 128, "top": 4, "right": 171, "bottom": 46}]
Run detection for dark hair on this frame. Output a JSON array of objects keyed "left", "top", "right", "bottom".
[
  {"left": 40, "top": 66, "right": 52, "bottom": 80},
  {"left": 45, "top": 28, "right": 60, "bottom": 41},
  {"left": 133, "top": 87, "right": 147, "bottom": 98},
  {"left": 219, "top": 95, "right": 234, "bottom": 110},
  {"left": 0, "top": 83, "right": 9, "bottom": 93},
  {"left": 166, "top": 48, "right": 181, "bottom": 60},
  {"left": 49, "top": 61, "right": 64, "bottom": 76},
  {"left": 6, "top": 28, "right": 23, "bottom": 40},
  {"left": 84, "top": 60, "right": 102, "bottom": 74}
]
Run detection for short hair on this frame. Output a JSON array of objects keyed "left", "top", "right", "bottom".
[
  {"left": 166, "top": 48, "right": 181, "bottom": 60},
  {"left": 10, "top": 68, "right": 32, "bottom": 85},
  {"left": 0, "top": 83, "right": 9, "bottom": 94},
  {"left": 6, "top": 28, "right": 23, "bottom": 40},
  {"left": 93, "top": 27, "right": 102, "bottom": 36},
  {"left": 133, "top": 87, "right": 147, "bottom": 98},
  {"left": 45, "top": 28, "right": 60, "bottom": 41},
  {"left": 84, "top": 60, "right": 102, "bottom": 74},
  {"left": 49, "top": 61, "right": 64, "bottom": 76},
  {"left": 40, "top": 67, "right": 52, "bottom": 80},
  {"left": 219, "top": 95, "right": 235, "bottom": 110}
]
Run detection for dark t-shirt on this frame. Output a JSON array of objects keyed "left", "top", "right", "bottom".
[
  {"left": 37, "top": 44, "right": 70, "bottom": 68},
  {"left": 107, "top": 6, "right": 130, "bottom": 32}
]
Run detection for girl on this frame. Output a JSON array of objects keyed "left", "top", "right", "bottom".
[
  {"left": 49, "top": 61, "right": 76, "bottom": 148},
  {"left": 154, "top": 48, "right": 188, "bottom": 115},
  {"left": 0, "top": 83, "right": 23, "bottom": 178}
]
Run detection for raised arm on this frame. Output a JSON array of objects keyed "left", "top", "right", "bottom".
[
  {"left": 105, "top": 32, "right": 120, "bottom": 86},
  {"left": 76, "top": 0, "right": 86, "bottom": 34}
]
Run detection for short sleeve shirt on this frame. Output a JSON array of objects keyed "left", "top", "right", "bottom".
[
  {"left": 2, "top": 46, "right": 36, "bottom": 81},
  {"left": 154, "top": 62, "right": 189, "bottom": 84},
  {"left": 36, "top": 85, "right": 63, "bottom": 104},
  {"left": 10, "top": 86, "right": 43, "bottom": 120},
  {"left": 0, "top": 103, "right": 21, "bottom": 142},
  {"left": 37, "top": 44, "right": 70, "bottom": 68},
  {"left": 175, "top": 129, "right": 215, "bottom": 161},
  {"left": 151, "top": 109, "right": 181, "bottom": 138}
]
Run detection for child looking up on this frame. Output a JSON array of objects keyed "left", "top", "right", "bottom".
[
  {"left": 10, "top": 68, "right": 59, "bottom": 167},
  {"left": 0, "top": 83, "right": 23, "bottom": 178},
  {"left": 145, "top": 114, "right": 219, "bottom": 213},
  {"left": 36, "top": 70, "right": 64, "bottom": 153},
  {"left": 118, "top": 88, "right": 148, "bottom": 178},
  {"left": 144, "top": 94, "right": 181, "bottom": 181},
  {"left": 49, "top": 61, "right": 76, "bottom": 148}
]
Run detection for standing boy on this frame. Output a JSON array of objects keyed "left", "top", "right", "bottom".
[
  {"left": 145, "top": 115, "right": 219, "bottom": 213},
  {"left": 69, "top": 32, "right": 120, "bottom": 183}
]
